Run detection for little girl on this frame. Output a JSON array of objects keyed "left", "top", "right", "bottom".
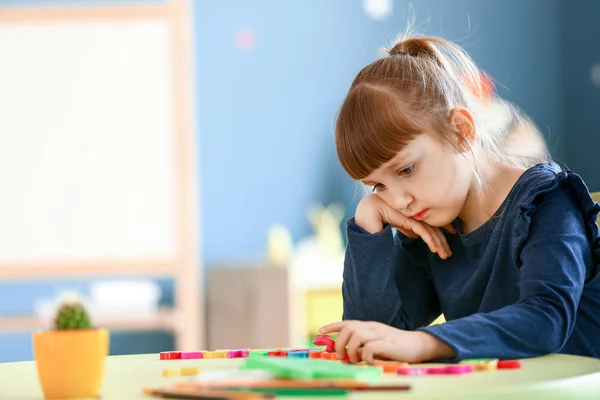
[{"left": 319, "top": 35, "right": 600, "bottom": 364}]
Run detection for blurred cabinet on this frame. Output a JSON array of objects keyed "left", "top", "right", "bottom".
[{"left": 207, "top": 266, "right": 343, "bottom": 350}]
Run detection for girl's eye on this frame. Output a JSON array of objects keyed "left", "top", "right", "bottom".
[
  {"left": 371, "top": 183, "right": 385, "bottom": 192},
  {"left": 398, "top": 165, "right": 415, "bottom": 177}
]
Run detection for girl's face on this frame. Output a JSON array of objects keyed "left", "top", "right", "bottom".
[{"left": 361, "top": 133, "right": 474, "bottom": 227}]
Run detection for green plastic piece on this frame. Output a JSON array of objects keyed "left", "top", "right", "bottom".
[
  {"left": 247, "top": 388, "right": 347, "bottom": 396},
  {"left": 249, "top": 350, "right": 269, "bottom": 357},
  {"left": 239, "top": 357, "right": 382, "bottom": 383},
  {"left": 461, "top": 358, "right": 499, "bottom": 363}
]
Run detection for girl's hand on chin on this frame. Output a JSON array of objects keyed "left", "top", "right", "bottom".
[{"left": 355, "top": 194, "right": 455, "bottom": 259}]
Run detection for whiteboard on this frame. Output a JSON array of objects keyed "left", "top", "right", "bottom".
[{"left": 0, "top": 18, "right": 179, "bottom": 262}]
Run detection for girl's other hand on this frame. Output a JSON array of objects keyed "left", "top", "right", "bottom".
[{"left": 318, "top": 320, "right": 456, "bottom": 364}]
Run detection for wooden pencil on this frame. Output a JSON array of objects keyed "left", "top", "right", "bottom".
[
  {"left": 144, "top": 387, "right": 274, "bottom": 400},
  {"left": 170, "top": 379, "right": 411, "bottom": 391}
]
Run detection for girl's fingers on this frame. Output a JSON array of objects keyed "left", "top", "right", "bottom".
[
  {"left": 406, "top": 220, "right": 438, "bottom": 253},
  {"left": 437, "top": 227, "right": 452, "bottom": 258},
  {"left": 396, "top": 227, "right": 419, "bottom": 239},
  {"left": 382, "top": 205, "right": 453, "bottom": 257},
  {"left": 333, "top": 322, "right": 357, "bottom": 357},
  {"left": 319, "top": 321, "right": 345, "bottom": 335},
  {"left": 430, "top": 225, "right": 451, "bottom": 259},
  {"left": 346, "top": 329, "right": 378, "bottom": 364},
  {"left": 360, "top": 340, "right": 384, "bottom": 364},
  {"left": 424, "top": 224, "right": 444, "bottom": 258}
]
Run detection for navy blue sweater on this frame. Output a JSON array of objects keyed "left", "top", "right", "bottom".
[{"left": 342, "top": 162, "right": 600, "bottom": 360}]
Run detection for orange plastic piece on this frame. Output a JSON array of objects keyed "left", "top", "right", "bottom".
[
  {"left": 375, "top": 361, "right": 409, "bottom": 373},
  {"left": 308, "top": 351, "right": 324, "bottom": 359}
]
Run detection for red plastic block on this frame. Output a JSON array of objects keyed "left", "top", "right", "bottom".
[
  {"left": 498, "top": 360, "right": 521, "bottom": 369},
  {"left": 313, "top": 335, "right": 336, "bottom": 352},
  {"left": 160, "top": 351, "right": 181, "bottom": 360}
]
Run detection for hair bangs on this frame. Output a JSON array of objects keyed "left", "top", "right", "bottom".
[{"left": 335, "top": 84, "right": 422, "bottom": 180}]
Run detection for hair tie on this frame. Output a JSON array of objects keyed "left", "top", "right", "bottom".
[{"left": 390, "top": 50, "right": 407, "bottom": 56}]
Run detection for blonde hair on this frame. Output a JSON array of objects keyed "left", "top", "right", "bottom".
[{"left": 335, "top": 34, "right": 550, "bottom": 191}]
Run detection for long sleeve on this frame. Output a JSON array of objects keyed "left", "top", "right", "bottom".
[
  {"left": 342, "top": 218, "right": 441, "bottom": 330},
  {"left": 420, "top": 185, "right": 592, "bottom": 360}
]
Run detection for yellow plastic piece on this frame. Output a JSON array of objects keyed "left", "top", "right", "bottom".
[
  {"left": 202, "top": 351, "right": 227, "bottom": 359},
  {"left": 33, "top": 328, "right": 109, "bottom": 399},
  {"left": 460, "top": 359, "right": 499, "bottom": 371},
  {"left": 476, "top": 362, "right": 498, "bottom": 371},
  {"left": 181, "top": 367, "right": 200, "bottom": 376},
  {"left": 162, "top": 368, "right": 181, "bottom": 377}
]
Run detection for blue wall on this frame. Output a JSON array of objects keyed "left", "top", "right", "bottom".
[
  {"left": 196, "top": 0, "right": 567, "bottom": 265},
  {"left": 0, "top": 0, "right": 576, "bottom": 362},
  {"left": 564, "top": 0, "right": 600, "bottom": 190}
]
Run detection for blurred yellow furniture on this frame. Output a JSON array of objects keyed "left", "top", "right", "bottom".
[
  {"left": 591, "top": 192, "right": 600, "bottom": 225},
  {"left": 305, "top": 288, "right": 344, "bottom": 336}
]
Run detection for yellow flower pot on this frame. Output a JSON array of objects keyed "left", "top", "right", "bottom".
[{"left": 33, "top": 328, "right": 109, "bottom": 399}]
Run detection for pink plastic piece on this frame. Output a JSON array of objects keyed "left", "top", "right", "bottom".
[
  {"left": 181, "top": 351, "right": 203, "bottom": 359},
  {"left": 397, "top": 367, "right": 429, "bottom": 375},
  {"left": 239, "top": 349, "right": 250, "bottom": 358},
  {"left": 442, "top": 365, "right": 474, "bottom": 374},
  {"left": 397, "top": 365, "right": 474, "bottom": 375},
  {"left": 227, "top": 350, "right": 241, "bottom": 358},
  {"left": 226, "top": 349, "right": 250, "bottom": 358}
]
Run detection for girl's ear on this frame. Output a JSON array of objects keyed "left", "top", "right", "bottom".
[
  {"left": 448, "top": 107, "right": 477, "bottom": 151},
  {"left": 448, "top": 107, "right": 477, "bottom": 144}
]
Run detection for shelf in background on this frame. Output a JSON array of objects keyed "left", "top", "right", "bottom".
[{"left": 0, "top": 307, "right": 176, "bottom": 333}]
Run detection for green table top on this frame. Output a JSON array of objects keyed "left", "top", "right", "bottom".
[{"left": 1, "top": 353, "right": 600, "bottom": 399}]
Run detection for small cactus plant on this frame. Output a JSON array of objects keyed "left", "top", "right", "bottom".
[{"left": 54, "top": 301, "right": 92, "bottom": 330}]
